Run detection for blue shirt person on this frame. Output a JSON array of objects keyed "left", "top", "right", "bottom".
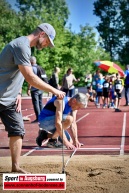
[
  {"left": 124, "top": 64, "right": 129, "bottom": 105},
  {"left": 36, "top": 93, "right": 88, "bottom": 149},
  {"left": 96, "top": 73, "right": 105, "bottom": 107}
]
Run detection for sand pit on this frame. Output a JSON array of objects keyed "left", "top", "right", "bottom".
[{"left": 0, "top": 155, "right": 129, "bottom": 193}]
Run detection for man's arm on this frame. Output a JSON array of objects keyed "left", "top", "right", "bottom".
[
  {"left": 27, "top": 84, "right": 31, "bottom": 96},
  {"left": 18, "top": 65, "right": 65, "bottom": 98},
  {"left": 70, "top": 110, "right": 82, "bottom": 148},
  {"left": 54, "top": 99, "right": 75, "bottom": 150}
]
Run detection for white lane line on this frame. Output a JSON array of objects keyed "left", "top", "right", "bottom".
[
  {"left": 23, "top": 148, "right": 36, "bottom": 156},
  {"left": 22, "top": 108, "right": 33, "bottom": 112},
  {"left": 26, "top": 113, "right": 35, "bottom": 117},
  {"left": 76, "top": 113, "right": 89, "bottom": 123},
  {"left": 22, "top": 113, "right": 90, "bottom": 156},
  {"left": 34, "top": 147, "right": 120, "bottom": 151},
  {"left": 120, "top": 113, "right": 126, "bottom": 155},
  {"left": 23, "top": 140, "right": 49, "bottom": 156}
]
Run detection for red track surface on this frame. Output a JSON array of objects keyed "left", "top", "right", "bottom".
[{"left": 0, "top": 97, "right": 129, "bottom": 157}]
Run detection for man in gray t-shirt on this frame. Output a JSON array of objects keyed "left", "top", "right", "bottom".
[{"left": 0, "top": 23, "right": 65, "bottom": 174}]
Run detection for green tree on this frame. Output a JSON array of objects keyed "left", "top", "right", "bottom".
[
  {"left": 93, "top": 0, "right": 129, "bottom": 65},
  {"left": 0, "top": 0, "right": 111, "bottom": 91},
  {"left": 0, "top": 0, "right": 22, "bottom": 50},
  {"left": 93, "top": 0, "right": 122, "bottom": 60},
  {"left": 118, "top": 1, "right": 129, "bottom": 64}
]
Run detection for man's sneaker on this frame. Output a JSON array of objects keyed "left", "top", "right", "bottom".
[
  {"left": 47, "top": 139, "right": 64, "bottom": 148},
  {"left": 36, "top": 130, "right": 48, "bottom": 147},
  {"left": 115, "top": 108, "right": 122, "bottom": 112}
]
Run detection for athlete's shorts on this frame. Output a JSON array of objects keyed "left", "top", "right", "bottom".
[
  {"left": 103, "top": 91, "right": 109, "bottom": 98},
  {"left": 39, "top": 115, "right": 71, "bottom": 141},
  {"left": 0, "top": 101, "right": 25, "bottom": 138},
  {"left": 116, "top": 92, "right": 122, "bottom": 99},
  {"left": 97, "top": 91, "right": 103, "bottom": 97}
]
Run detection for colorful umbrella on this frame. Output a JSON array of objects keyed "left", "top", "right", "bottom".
[{"left": 94, "top": 60, "right": 124, "bottom": 77}]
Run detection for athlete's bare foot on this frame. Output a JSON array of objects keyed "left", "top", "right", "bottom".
[{"left": 12, "top": 167, "right": 30, "bottom": 174}]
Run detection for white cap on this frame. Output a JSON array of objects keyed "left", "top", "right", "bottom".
[{"left": 38, "top": 23, "right": 56, "bottom": 47}]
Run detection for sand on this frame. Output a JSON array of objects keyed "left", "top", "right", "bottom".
[{"left": 0, "top": 155, "right": 129, "bottom": 193}]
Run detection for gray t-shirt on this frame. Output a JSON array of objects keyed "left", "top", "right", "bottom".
[{"left": 0, "top": 36, "right": 31, "bottom": 106}]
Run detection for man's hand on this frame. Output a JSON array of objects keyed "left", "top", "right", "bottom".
[
  {"left": 74, "top": 139, "right": 82, "bottom": 149},
  {"left": 15, "top": 94, "right": 22, "bottom": 113},
  {"left": 54, "top": 90, "right": 66, "bottom": 99},
  {"left": 64, "top": 141, "right": 75, "bottom": 150}
]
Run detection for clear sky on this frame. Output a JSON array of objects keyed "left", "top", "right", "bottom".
[
  {"left": 7, "top": 0, "right": 99, "bottom": 34},
  {"left": 66, "top": 0, "right": 98, "bottom": 33}
]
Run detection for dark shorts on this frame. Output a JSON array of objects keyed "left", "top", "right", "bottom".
[
  {"left": 116, "top": 92, "right": 122, "bottom": 99},
  {"left": 97, "top": 92, "right": 103, "bottom": 97},
  {"left": 39, "top": 115, "right": 71, "bottom": 141},
  {"left": 103, "top": 92, "right": 109, "bottom": 98},
  {"left": 0, "top": 101, "right": 25, "bottom": 138}
]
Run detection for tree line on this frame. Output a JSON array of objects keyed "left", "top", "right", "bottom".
[
  {"left": 93, "top": 0, "right": 129, "bottom": 64},
  {"left": 0, "top": 0, "right": 128, "bottom": 91}
]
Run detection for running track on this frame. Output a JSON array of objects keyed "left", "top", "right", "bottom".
[{"left": 0, "top": 97, "right": 129, "bottom": 157}]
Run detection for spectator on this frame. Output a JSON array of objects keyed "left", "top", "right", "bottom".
[
  {"left": 96, "top": 73, "right": 105, "bottom": 108},
  {"left": 86, "top": 85, "right": 96, "bottom": 102},
  {"left": 85, "top": 73, "right": 92, "bottom": 93},
  {"left": 108, "top": 74, "right": 116, "bottom": 108},
  {"left": 93, "top": 70, "right": 100, "bottom": 82},
  {"left": 114, "top": 73, "right": 124, "bottom": 112},
  {"left": 124, "top": 64, "right": 129, "bottom": 106},
  {"left": 49, "top": 67, "right": 60, "bottom": 90},
  {"left": 92, "top": 70, "right": 101, "bottom": 104},
  {"left": 27, "top": 56, "right": 44, "bottom": 123},
  {"left": 62, "top": 68, "right": 80, "bottom": 97},
  {"left": 102, "top": 75, "right": 110, "bottom": 108}
]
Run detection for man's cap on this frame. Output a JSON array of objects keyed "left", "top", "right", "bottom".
[{"left": 38, "top": 23, "right": 56, "bottom": 47}]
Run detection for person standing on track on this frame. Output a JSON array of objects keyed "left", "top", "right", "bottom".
[
  {"left": 124, "top": 64, "right": 129, "bottom": 106},
  {"left": 102, "top": 75, "right": 110, "bottom": 108},
  {"left": 49, "top": 67, "right": 61, "bottom": 97},
  {"left": 96, "top": 73, "right": 105, "bottom": 108},
  {"left": 114, "top": 73, "right": 124, "bottom": 112},
  {"left": 36, "top": 93, "right": 88, "bottom": 149},
  {"left": 27, "top": 56, "right": 44, "bottom": 123},
  {"left": 61, "top": 68, "right": 80, "bottom": 97},
  {"left": 0, "top": 23, "right": 65, "bottom": 174}
]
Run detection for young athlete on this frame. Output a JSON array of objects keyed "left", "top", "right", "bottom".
[{"left": 114, "top": 73, "right": 124, "bottom": 112}]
